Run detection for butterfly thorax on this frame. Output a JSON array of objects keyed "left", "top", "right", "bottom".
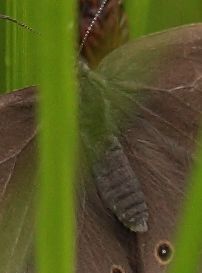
[{"left": 79, "top": 60, "right": 149, "bottom": 232}]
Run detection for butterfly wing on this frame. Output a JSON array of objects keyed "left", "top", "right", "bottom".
[
  {"left": 77, "top": 173, "right": 137, "bottom": 273},
  {"left": 0, "top": 86, "right": 136, "bottom": 273},
  {"left": 0, "top": 86, "right": 37, "bottom": 273},
  {"left": 80, "top": 24, "right": 202, "bottom": 272},
  {"left": 2, "top": 24, "right": 202, "bottom": 273}
]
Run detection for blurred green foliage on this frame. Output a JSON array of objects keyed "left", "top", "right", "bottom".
[
  {"left": 33, "top": 1, "right": 77, "bottom": 273},
  {"left": 3, "top": 1, "right": 77, "bottom": 273},
  {"left": 125, "top": 0, "right": 202, "bottom": 39},
  {"left": 0, "top": 2, "right": 6, "bottom": 93}
]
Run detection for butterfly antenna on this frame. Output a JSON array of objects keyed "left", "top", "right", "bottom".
[
  {"left": 78, "top": 0, "right": 109, "bottom": 54},
  {"left": 0, "top": 14, "right": 41, "bottom": 35}
]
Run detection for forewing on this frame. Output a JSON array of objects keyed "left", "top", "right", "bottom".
[
  {"left": 10, "top": 24, "right": 200, "bottom": 273},
  {"left": 96, "top": 23, "right": 202, "bottom": 147},
  {"left": 0, "top": 87, "right": 37, "bottom": 273},
  {"left": 91, "top": 24, "right": 202, "bottom": 272}
]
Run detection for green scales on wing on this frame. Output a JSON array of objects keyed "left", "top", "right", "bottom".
[
  {"left": 79, "top": 60, "right": 148, "bottom": 232},
  {"left": 79, "top": 0, "right": 148, "bottom": 232}
]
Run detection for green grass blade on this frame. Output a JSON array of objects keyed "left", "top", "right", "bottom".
[
  {"left": 168, "top": 131, "right": 202, "bottom": 272},
  {"left": 5, "top": 0, "right": 31, "bottom": 91},
  {"left": 34, "top": 1, "right": 77, "bottom": 273},
  {"left": 5, "top": 0, "right": 12, "bottom": 92},
  {"left": 124, "top": 0, "right": 150, "bottom": 39},
  {"left": 125, "top": 0, "right": 202, "bottom": 39},
  {"left": 0, "top": 1, "right": 6, "bottom": 94},
  {"left": 146, "top": 0, "right": 202, "bottom": 34}
]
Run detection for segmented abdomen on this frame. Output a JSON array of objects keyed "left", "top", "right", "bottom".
[{"left": 93, "top": 136, "right": 148, "bottom": 232}]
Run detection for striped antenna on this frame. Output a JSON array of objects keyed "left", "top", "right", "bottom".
[
  {"left": 0, "top": 14, "right": 41, "bottom": 35},
  {"left": 79, "top": 0, "right": 108, "bottom": 54}
]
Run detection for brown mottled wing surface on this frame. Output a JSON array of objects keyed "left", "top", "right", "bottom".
[
  {"left": 127, "top": 26, "right": 202, "bottom": 272},
  {"left": 0, "top": 87, "right": 37, "bottom": 273},
  {"left": 0, "top": 86, "right": 137, "bottom": 273},
  {"left": 79, "top": 0, "right": 129, "bottom": 68},
  {"left": 77, "top": 176, "right": 137, "bottom": 273},
  {"left": 1, "top": 24, "right": 202, "bottom": 273},
  {"left": 78, "top": 24, "right": 202, "bottom": 272}
]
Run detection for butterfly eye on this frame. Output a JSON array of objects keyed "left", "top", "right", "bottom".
[
  {"left": 154, "top": 240, "right": 174, "bottom": 265},
  {"left": 110, "top": 265, "right": 125, "bottom": 273}
]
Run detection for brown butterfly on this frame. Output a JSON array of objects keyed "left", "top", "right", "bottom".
[
  {"left": 1, "top": 3, "right": 202, "bottom": 273},
  {"left": 77, "top": 23, "right": 202, "bottom": 273},
  {"left": 0, "top": 23, "right": 202, "bottom": 273}
]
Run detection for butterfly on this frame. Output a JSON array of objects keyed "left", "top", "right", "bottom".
[
  {"left": 0, "top": 1, "right": 202, "bottom": 273},
  {"left": 78, "top": 23, "right": 202, "bottom": 273}
]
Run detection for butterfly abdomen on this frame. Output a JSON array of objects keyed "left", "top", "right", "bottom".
[{"left": 93, "top": 136, "right": 148, "bottom": 232}]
